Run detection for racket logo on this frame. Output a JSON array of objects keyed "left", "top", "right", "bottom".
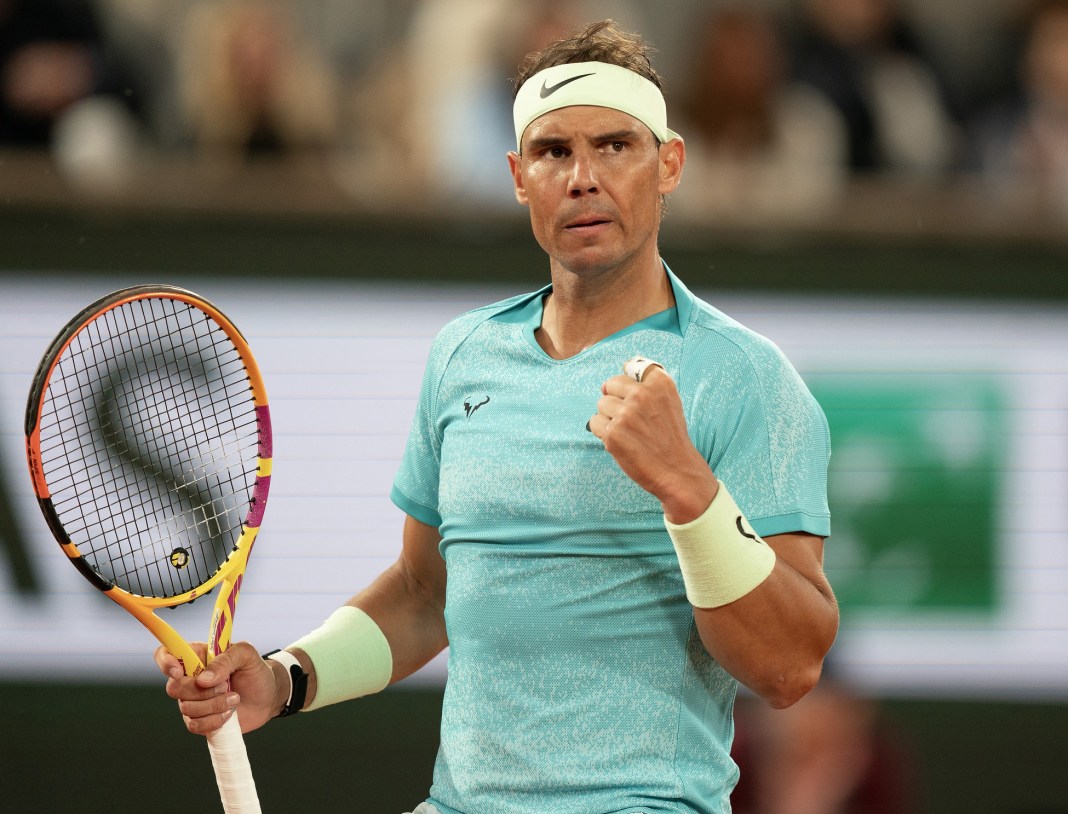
[{"left": 170, "top": 548, "right": 191, "bottom": 570}]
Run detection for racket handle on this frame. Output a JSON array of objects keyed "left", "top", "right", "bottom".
[{"left": 206, "top": 711, "right": 261, "bottom": 813}]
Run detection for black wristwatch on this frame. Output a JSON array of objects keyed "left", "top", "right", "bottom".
[{"left": 263, "top": 649, "right": 309, "bottom": 717}]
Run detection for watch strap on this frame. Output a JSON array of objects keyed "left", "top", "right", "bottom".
[{"left": 263, "top": 649, "right": 309, "bottom": 717}]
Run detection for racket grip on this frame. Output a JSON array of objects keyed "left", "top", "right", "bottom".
[{"left": 206, "top": 711, "right": 261, "bottom": 813}]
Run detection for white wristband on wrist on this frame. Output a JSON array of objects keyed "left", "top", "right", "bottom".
[
  {"left": 665, "top": 481, "right": 777, "bottom": 608},
  {"left": 287, "top": 606, "right": 393, "bottom": 711}
]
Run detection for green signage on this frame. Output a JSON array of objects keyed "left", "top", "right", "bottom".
[{"left": 810, "top": 374, "right": 1003, "bottom": 613}]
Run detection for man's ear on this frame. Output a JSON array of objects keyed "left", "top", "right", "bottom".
[
  {"left": 658, "top": 138, "right": 685, "bottom": 195},
  {"left": 507, "top": 151, "right": 529, "bottom": 205}
]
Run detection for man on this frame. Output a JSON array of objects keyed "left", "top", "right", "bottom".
[{"left": 158, "top": 20, "right": 838, "bottom": 814}]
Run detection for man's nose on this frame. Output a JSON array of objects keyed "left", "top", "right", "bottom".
[{"left": 568, "top": 153, "right": 599, "bottom": 197}]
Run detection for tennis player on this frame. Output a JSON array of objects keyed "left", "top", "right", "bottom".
[{"left": 158, "top": 19, "right": 838, "bottom": 814}]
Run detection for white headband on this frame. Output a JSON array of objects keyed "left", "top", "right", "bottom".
[{"left": 513, "top": 61, "right": 681, "bottom": 152}]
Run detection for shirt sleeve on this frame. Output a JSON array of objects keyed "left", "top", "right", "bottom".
[
  {"left": 390, "top": 332, "right": 447, "bottom": 528},
  {"left": 687, "top": 329, "right": 831, "bottom": 539}
]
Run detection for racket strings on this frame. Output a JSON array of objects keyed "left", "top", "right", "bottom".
[{"left": 37, "top": 297, "right": 261, "bottom": 599}]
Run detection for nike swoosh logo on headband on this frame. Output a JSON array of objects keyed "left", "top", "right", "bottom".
[{"left": 540, "top": 72, "right": 595, "bottom": 98}]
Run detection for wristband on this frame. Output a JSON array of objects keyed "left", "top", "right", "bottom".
[
  {"left": 262, "top": 649, "right": 308, "bottom": 718},
  {"left": 665, "top": 481, "right": 777, "bottom": 608},
  {"left": 287, "top": 606, "right": 392, "bottom": 711}
]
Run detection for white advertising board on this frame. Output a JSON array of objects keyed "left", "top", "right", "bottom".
[{"left": 1, "top": 273, "right": 1065, "bottom": 699}]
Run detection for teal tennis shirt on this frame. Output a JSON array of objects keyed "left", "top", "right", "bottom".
[{"left": 391, "top": 268, "right": 831, "bottom": 814}]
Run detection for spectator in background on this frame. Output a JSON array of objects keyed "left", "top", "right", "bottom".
[
  {"left": 175, "top": 0, "right": 340, "bottom": 164},
  {"left": 788, "top": 0, "right": 959, "bottom": 176},
  {"left": 0, "top": 0, "right": 147, "bottom": 187},
  {"left": 404, "top": 0, "right": 643, "bottom": 207},
  {"left": 965, "top": 0, "right": 1068, "bottom": 216},
  {"left": 730, "top": 665, "right": 920, "bottom": 814},
  {"left": 670, "top": 6, "right": 847, "bottom": 227}
]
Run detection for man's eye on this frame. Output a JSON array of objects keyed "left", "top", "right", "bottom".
[
  {"left": 548, "top": 146, "right": 567, "bottom": 158},
  {"left": 610, "top": 141, "right": 626, "bottom": 152}
]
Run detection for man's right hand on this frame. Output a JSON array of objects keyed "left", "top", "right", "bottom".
[{"left": 155, "top": 641, "right": 280, "bottom": 735}]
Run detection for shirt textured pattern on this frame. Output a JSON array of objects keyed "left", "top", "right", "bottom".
[{"left": 391, "top": 269, "right": 831, "bottom": 814}]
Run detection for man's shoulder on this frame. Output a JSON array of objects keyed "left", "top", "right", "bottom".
[
  {"left": 683, "top": 295, "right": 786, "bottom": 365},
  {"left": 667, "top": 269, "right": 769, "bottom": 352},
  {"left": 426, "top": 289, "right": 544, "bottom": 367},
  {"left": 435, "top": 291, "right": 537, "bottom": 340}
]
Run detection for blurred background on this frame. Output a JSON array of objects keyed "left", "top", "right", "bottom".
[{"left": 1, "top": 0, "right": 1067, "bottom": 812}]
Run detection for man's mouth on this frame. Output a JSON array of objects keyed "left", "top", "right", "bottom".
[{"left": 566, "top": 216, "right": 611, "bottom": 230}]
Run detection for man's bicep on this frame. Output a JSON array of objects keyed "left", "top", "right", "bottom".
[
  {"left": 764, "top": 532, "right": 832, "bottom": 598},
  {"left": 400, "top": 514, "right": 446, "bottom": 608}
]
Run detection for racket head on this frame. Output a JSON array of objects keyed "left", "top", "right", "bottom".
[{"left": 25, "top": 284, "right": 272, "bottom": 672}]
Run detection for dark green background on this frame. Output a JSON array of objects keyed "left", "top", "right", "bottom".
[
  {"left": 3, "top": 202, "right": 1068, "bottom": 300},
  {"left": 4, "top": 683, "right": 1068, "bottom": 813}
]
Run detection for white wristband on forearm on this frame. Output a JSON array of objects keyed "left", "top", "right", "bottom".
[
  {"left": 287, "top": 606, "right": 393, "bottom": 711},
  {"left": 665, "top": 481, "right": 777, "bottom": 609}
]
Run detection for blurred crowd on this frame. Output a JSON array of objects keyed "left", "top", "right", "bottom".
[{"left": 3, "top": 0, "right": 1068, "bottom": 222}]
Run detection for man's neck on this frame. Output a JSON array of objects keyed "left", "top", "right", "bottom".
[{"left": 535, "top": 257, "right": 675, "bottom": 360}]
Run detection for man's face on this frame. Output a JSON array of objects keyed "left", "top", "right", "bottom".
[{"left": 508, "top": 105, "right": 682, "bottom": 280}]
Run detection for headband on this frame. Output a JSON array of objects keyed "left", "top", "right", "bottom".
[{"left": 512, "top": 61, "right": 681, "bottom": 152}]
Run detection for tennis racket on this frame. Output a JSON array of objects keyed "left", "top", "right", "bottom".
[{"left": 24, "top": 284, "right": 271, "bottom": 813}]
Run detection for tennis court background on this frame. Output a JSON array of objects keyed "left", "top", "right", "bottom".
[{"left": 1, "top": 210, "right": 1067, "bottom": 812}]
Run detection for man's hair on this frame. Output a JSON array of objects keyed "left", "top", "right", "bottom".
[{"left": 512, "top": 19, "right": 663, "bottom": 98}]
